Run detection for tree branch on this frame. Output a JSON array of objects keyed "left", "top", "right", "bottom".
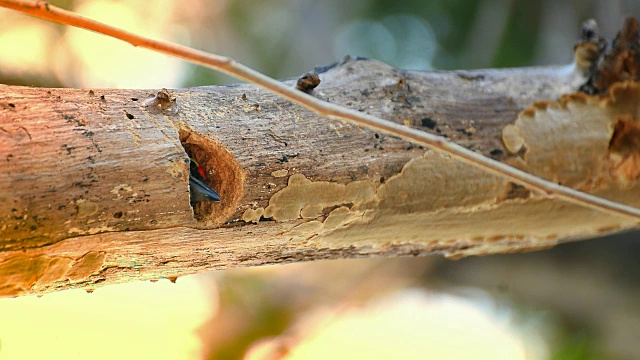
[
  {"left": 1, "top": 3, "right": 640, "bottom": 296},
  {"left": 0, "top": 0, "right": 638, "bottom": 220}
]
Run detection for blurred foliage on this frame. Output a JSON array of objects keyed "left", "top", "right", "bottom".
[
  {"left": 180, "top": 0, "right": 637, "bottom": 87},
  {"left": 185, "top": 0, "right": 491, "bottom": 85},
  {"left": 550, "top": 328, "right": 606, "bottom": 360},
  {"left": 357, "top": 0, "right": 482, "bottom": 69},
  {"left": 494, "top": 1, "right": 540, "bottom": 68},
  {"left": 206, "top": 276, "right": 294, "bottom": 360},
  {"left": 3, "top": 0, "right": 638, "bottom": 88}
]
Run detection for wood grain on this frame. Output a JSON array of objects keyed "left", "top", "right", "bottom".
[{"left": 1, "top": 58, "right": 638, "bottom": 296}]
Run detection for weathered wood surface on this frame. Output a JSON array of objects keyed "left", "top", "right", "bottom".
[{"left": 1, "top": 56, "right": 639, "bottom": 296}]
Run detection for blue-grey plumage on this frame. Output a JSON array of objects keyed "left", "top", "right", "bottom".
[{"left": 189, "top": 158, "right": 221, "bottom": 202}]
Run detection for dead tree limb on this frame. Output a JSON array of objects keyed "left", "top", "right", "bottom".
[
  {"left": 2, "top": 0, "right": 639, "bottom": 219},
  {"left": 1, "top": 17, "right": 640, "bottom": 296}
]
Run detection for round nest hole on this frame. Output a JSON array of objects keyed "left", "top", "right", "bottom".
[{"left": 179, "top": 128, "right": 245, "bottom": 226}]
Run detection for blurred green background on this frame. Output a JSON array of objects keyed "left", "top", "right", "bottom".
[
  {"left": 1, "top": 1, "right": 640, "bottom": 359},
  {"left": 3, "top": 0, "right": 639, "bottom": 89}
]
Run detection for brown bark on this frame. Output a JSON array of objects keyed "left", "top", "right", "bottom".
[{"left": 1, "top": 56, "right": 639, "bottom": 296}]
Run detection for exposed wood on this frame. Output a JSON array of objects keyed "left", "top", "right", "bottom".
[
  {"left": 3, "top": 0, "right": 638, "bottom": 221},
  {"left": 1, "top": 56, "right": 640, "bottom": 296}
]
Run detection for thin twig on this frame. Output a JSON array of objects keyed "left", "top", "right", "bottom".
[{"left": 2, "top": 0, "right": 640, "bottom": 221}]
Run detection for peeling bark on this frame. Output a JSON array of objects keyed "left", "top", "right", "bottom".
[{"left": 1, "top": 53, "right": 640, "bottom": 296}]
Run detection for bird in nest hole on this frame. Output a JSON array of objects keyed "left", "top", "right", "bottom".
[{"left": 189, "top": 158, "right": 221, "bottom": 203}]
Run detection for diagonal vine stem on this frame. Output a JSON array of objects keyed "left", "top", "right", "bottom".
[{"left": 2, "top": 0, "right": 640, "bottom": 221}]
